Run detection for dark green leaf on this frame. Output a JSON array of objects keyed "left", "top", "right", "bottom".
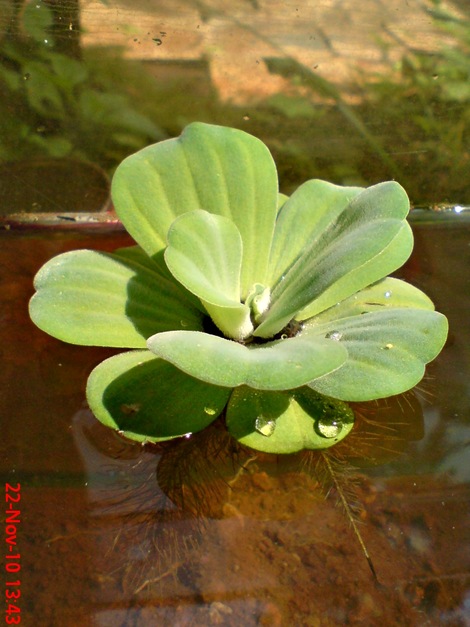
[
  {"left": 87, "top": 350, "right": 231, "bottom": 442},
  {"left": 226, "top": 386, "right": 355, "bottom": 453}
]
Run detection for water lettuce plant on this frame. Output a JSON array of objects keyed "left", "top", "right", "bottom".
[{"left": 29, "top": 122, "right": 448, "bottom": 454}]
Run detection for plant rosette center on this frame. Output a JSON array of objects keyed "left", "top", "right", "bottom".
[{"left": 29, "top": 122, "right": 448, "bottom": 454}]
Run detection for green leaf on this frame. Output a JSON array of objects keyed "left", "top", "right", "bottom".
[
  {"left": 111, "top": 122, "right": 279, "bottom": 298},
  {"left": 278, "top": 193, "right": 289, "bottom": 211},
  {"left": 22, "top": 2, "right": 54, "bottom": 42},
  {"left": 29, "top": 134, "right": 73, "bottom": 157},
  {"left": 29, "top": 248, "right": 203, "bottom": 347},
  {"left": 256, "top": 181, "right": 412, "bottom": 337},
  {"left": 164, "top": 210, "right": 253, "bottom": 339},
  {"left": 303, "top": 308, "right": 448, "bottom": 400},
  {"left": 147, "top": 330, "right": 347, "bottom": 391},
  {"left": 49, "top": 53, "right": 88, "bottom": 88},
  {"left": 268, "top": 180, "right": 363, "bottom": 286},
  {"left": 165, "top": 210, "right": 242, "bottom": 303},
  {"left": 226, "top": 387, "right": 355, "bottom": 453},
  {"left": 0, "top": 65, "right": 21, "bottom": 91},
  {"left": 114, "top": 245, "right": 205, "bottom": 313},
  {"left": 295, "top": 224, "right": 413, "bottom": 322},
  {"left": 304, "top": 277, "right": 435, "bottom": 325},
  {"left": 23, "top": 61, "right": 65, "bottom": 117},
  {"left": 86, "top": 350, "right": 231, "bottom": 443}
]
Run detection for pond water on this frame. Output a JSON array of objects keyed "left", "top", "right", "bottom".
[
  {"left": 1, "top": 211, "right": 469, "bottom": 626},
  {"left": 1, "top": 0, "right": 469, "bottom": 623}
]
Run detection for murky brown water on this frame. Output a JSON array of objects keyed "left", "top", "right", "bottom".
[{"left": 1, "top": 212, "right": 469, "bottom": 626}]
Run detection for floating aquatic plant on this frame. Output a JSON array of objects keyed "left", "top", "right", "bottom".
[{"left": 29, "top": 122, "right": 448, "bottom": 454}]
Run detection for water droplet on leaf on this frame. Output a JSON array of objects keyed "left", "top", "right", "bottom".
[
  {"left": 317, "top": 417, "right": 342, "bottom": 439},
  {"left": 384, "top": 290, "right": 392, "bottom": 298},
  {"left": 326, "top": 330, "right": 342, "bottom": 341},
  {"left": 204, "top": 407, "right": 216, "bottom": 415},
  {"left": 255, "top": 416, "right": 276, "bottom": 437}
]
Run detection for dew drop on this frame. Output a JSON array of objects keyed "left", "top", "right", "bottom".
[
  {"left": 384, "top": 290, "right": 392, "bottom": 298},
  {"left": 326, "top": 330, "right": 343, "bottom": 341},
  {"left": 23, "top": 73, "right": 31, "bottom": 81},
  {"left": 180, "top": 319, "right": 189, "bottom": 327},
  {"left": 204, "top": 407, "right": 216, "bottom": 415},
  {"left": 255, "top": 415, "right": 276, "bottom": 437},
  {"left": 317, "top": 417, "right": 342, "bottom": 439}
]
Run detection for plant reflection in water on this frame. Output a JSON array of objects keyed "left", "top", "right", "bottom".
[{"left": 75, "top": 388, "right": 424, "bottom": 594}]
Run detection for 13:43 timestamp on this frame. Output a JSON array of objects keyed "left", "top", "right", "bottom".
[{"left": 5, "top": 585, "right": 21, "bottom": 625}]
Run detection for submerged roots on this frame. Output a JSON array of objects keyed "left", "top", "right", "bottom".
[{"left": 84, "top": 389, "right": 424, "bottom": 592}]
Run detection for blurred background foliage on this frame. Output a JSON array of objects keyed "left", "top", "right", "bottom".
[
  {"left": 0, "top": 0, "right": 468, "bottom": 203},
  {"left": 0, "top": 0, "right": 165, "bottom": 168}
]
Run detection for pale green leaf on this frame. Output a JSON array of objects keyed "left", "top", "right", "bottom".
[
  {"left": 226, "top": 386, "right": 355, "bottom": 453},
  {"left": 29, "top": 248, "right": 203, "bottom": 347},
  {"left": 165, "top": 210, "right": 243, "bottom": 303},
  {"left": 111, "top": 122, "right": 279, "bottom": 297},
  {"left": 295, "top": 223, "right": 413, "bottom": 322},
  {"left": 268, "top": 180, "right": 363, "bottom": 286},
  {"left": 164, "top": 210, "right": 252, "bottom": 339},
  {"left": 147, "top": 330, "right": 347, "bottom": 391},
  {"left": 304, "top": 308, "right": 448, "bottom": 400},
  {"left": 86, "top": 350, "right": 231, "bottom": 442},
  {"left": 304, "top": 277, "right": 435, "bottom": 326},
  {"left": 256, "top": 181, "right": 412, "bottom": 337}
]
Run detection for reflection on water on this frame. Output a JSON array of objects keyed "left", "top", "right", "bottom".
[
  {"left": 1, "top": 0, "right": 470, "bottom": 203},
  {"left": 1, "top": 217, "right": 469, "bottom": 625},
  {"left": 70, "top": 393, "right": 469, "bottom": 626}
]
